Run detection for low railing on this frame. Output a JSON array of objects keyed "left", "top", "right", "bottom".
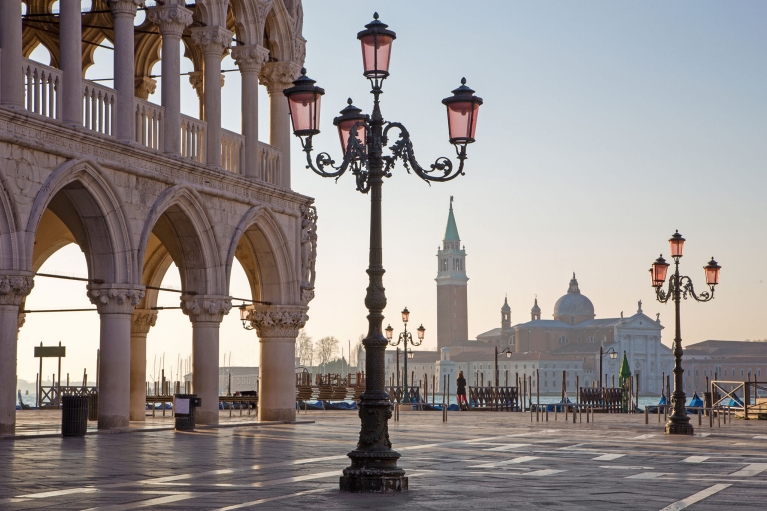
[
  {"left": 258, "top": 141, "right": 281, "bottom": 186},
  {"left": 222, "top": 129, "right": 244, "bottom": 173},
  {"left": 134, "top": 98, "right": 164, "bottom": 150},
  {"left": 23, "top": 58, "right": 62, "bottom": 120},
  {"left": 181, "top": 114, "right": 206, "bottom": 163},
  {"left": 468, "top": 386, "right": 519, "bottom": 411},
  {"left": 82, "top": 80, "right": 116, "bottom": 136}
]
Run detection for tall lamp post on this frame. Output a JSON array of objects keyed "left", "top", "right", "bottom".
[
  {"left": 385, "top": 307, "right": 425, "bottom": 404},
  {"left": 650, "top": 230, "right": 721, "bottom": 435},
  {"left": 283, "top": 13, "right": 481, "bottom": 492},
  {"left": 495, "top": 346, "right": 513, "bottom": 387},
  {"left": 599, "top": 346, "right": 617, "bottom": 388}
]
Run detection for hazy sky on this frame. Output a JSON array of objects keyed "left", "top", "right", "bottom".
[{"left": 18, "top": 1, "right": 767, "bottom": 383}]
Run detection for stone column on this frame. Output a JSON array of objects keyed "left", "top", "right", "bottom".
[
  {"left": 0, "top": 0, "right": 24, "bottom": 107},
  {"left": 231, "top": 45, "right": 269, "bottom": 178},
  {"left": 247, "top": 305, "right": 308, "bottom": 422},
  {"left": 87, "top": 284, "right": 144, "bottom": 429},
  {"left": 60, "top": 0, "right": 83, "bottom": 125},
  {"left": 147, "top": 4, "right": 193, "bottom": 155},
  {"left": 259, "top": 62, "right": 302, "bottom": 189},
  {"left": 190, "top": 26, "right": 232, "bottom": 167},
  {"left": 108, "top": 0, "right": 141, "bottom": 141},
  {"left": 181, "top": 295, "right": 231, "bottom": 425},
  {"left": 0, "top": 275, "right": 33, "bottom": 435},
  {"left": 130, "top": 309, "right": 157, "bottom": 422}
]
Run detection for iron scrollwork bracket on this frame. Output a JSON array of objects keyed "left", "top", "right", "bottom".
[
  {"left": 655, "top": 275, "right": 715, "bottom": 304},
  {"left": 300, "top": 122, "right": 371, "bottom": 192},
  {"left": 383, "top": 122, "right": 467, "bottom": 185}
]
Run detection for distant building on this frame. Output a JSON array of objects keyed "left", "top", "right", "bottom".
[{"left": 682, "top": 340, "right": 767, "bottom": 393}]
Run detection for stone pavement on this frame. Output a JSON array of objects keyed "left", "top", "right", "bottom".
[{"left": 1, "top": 409, "right": 767, "bottom": 510}]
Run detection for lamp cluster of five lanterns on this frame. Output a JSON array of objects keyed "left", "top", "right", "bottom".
[
  {"left": 283, "top": 13, "right": 482, "bottom": 492},
  {"left": 650, "top": 231, "right": 721, "bottom": 435}
]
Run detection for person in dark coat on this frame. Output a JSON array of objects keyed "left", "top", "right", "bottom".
[{"left": 456, "top": 371, "right": 468, "bottom": 409}]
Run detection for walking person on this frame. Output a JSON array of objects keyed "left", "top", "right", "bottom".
[{"left": 457, "top": 371, "right": 468, "bottom": 410}]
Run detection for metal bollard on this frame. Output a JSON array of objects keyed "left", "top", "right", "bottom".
[
  {"left": 645, "top": 407, "right": 648, "bottom": 425},
  {"left": 442, "top": 403, "right": 447, "bottom": 423},
  {"left": 555, "top": 406, "right": 558, "bottom": 421},
  {"left": 698, "top": 407, "right": 702, "bottom": 426},
  {"left": 579, "top": 406, "right": 582, "bottom": 423},
  {"left": 658, "top": 405, "right": 661, "bottom": 423},
  {"left": 572, "top": 406, "right": 576, "bottom": 424}
]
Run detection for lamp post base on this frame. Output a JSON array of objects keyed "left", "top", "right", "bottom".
[
  {"left": 340, "top": 463, "right": 408, "bottom": 492},
  {"left": 665, "top": 421, "right": 694, "bottom": 435}
]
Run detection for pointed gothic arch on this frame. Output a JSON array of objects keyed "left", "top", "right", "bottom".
[
  {"left": 138, "top": 185, "right": 224, "bottom": 297},
  {"left": 25, "top": 159, "right": 134, "bottom": 283},
  {"left": 225, "top": 205, "right": 297, "bottom": 305}
]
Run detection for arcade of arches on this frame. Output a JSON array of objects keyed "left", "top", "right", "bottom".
[{"left": 0, "top": 0, "right": 315, "bottom": 435}]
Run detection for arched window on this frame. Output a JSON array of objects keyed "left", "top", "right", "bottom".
[
  {"left": 588, "top": 336, "right": 596, "bottom": 343},
  {"left": 558, "top": 336, "right": 569, "bottom": 344}
]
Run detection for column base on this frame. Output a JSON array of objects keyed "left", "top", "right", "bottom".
[
  {"left": 0, "top": 423, "right": 14, "bottom": 436},
  {"left": 259, "top": 408, "right": 294, "bottom": 422},
  {"left": 665, "top": 421, "right": 694, "bottom": 435},
  {"left": 98, "top": 414, "right": 129, "bottom": 430},
  {"left": 195, "top": 410, "right": 219, "bottom": 426}
]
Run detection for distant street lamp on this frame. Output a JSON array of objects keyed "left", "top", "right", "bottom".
[
  {"left": 494, "top": 346, "right": 513, "bottom": 387},
  {"left": 386, "top": 307, "right": 425, "bottom": 404},
  {"left": 650, "top": 230, "right": 721, "bottom": 435},
  {"left": 599, "top": 346, "right": 618, "bottom": 388},
  {"left": 284, "top": 13, "right": 481, "bottom": 492},
  {"left": 238, "top": 303, "right": 254, "bottom": 331}
]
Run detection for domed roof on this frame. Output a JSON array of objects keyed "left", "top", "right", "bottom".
[
  {"left": 501, "top": 296, "right": 511, "bottom": 313},
  {"left": 553, "top": 273, "right": 595, "bottom": 320},
  {"left": 531, "top": 297, "right": 541, "bottom": 314}
]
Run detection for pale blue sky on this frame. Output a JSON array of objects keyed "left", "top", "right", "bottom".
[{"left": 18, "top": 1, "right": 767, "bottom": 383}]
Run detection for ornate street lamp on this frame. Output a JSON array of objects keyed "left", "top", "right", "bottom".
[
  {"left": 599, "top": 346, "right": 617, "bottom": 388},
  {"left": 284, "top": 12, "right": 481, "bottom": 493},
  {"left": 649, "top": 231, "right": 721, "bottom": 435},
  {"left": 494, "top": 346, "right": 513, "bottom": 387},
  {"left": 385, "top": 307, "right": 424, "bottom": 405}
]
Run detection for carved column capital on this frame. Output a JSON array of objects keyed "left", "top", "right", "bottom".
[
  {"left": 188, "top": 71, "right": 204, "bottom": 97},
  {"left": 181, "top": 295, "right": 232, "bottom": 324},
  {"left": 146, "top": 4, "right": 193, "bottom": 38},
  {"left": 134, "top": 76, "right": 157, "bottom": 100},
  {"left": 131, "top": 309, "right": 158, "bottom": 335},
  {"left": 0, "top": 275, "right": 34, "bottom": 306},
  {"left": 190, "top": 26, "right": 233, "bottom": 56},
  {"left": 108, "top": 0, "right": 142, "bottom": 17},
  {"left": 259, "top": 62, "right": 303, "bottom": 94},
  {"left": 231, "top": 45, "right": 270, "bottom": 74},
  {"left": 87, "top": 284, "right": 145, "bottom": 314},
  {"left": 246, "top": 305, "right": 308, "bottom": 339},
  {"left": 17, "top": 313, "right": 26, "bottom": 331}
]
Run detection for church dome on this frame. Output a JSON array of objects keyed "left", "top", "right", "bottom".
[
  {"left": 531, "top": 298, "right": 541, "bottom": 315},
  {"left": 501, "top": 297, "right": 511, "bottom": 313},
  {"left": 553, "top": 273, "right": 595, "bottom": 323}
]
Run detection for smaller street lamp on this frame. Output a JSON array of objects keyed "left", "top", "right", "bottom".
[
  {"left": 239, "top": 303, "right": 253, "bottom": 331},
  {"left": 494, "top": 346, "right": 514, "bottom": 387},
  {"left": 649, "top": 230, "right": 721, "bottom": 435},
  {"left": 386, "top": 307, "right": 424, "bottom": 403},
  {"left": 599, "top": 346, "right": 618, "bottom": 388}
]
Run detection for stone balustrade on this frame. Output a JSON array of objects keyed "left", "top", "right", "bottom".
[
  {"left": 258, "top": 141, "right": 282, "bottom": 187},
  {"left": 82, "top": 79, "right": 117, "bottom": 136},
  {"left": 23, "top": 59, "right": 62, "bottom": 120},
  {"left": 181, "top": 113, "right": 207, "bottom": 163},
  {"left": 222, "top": 129, "right": 244, "bottom": 174},
  {"left": 134, "top": 98, "right": 164, "bottom": 151}
]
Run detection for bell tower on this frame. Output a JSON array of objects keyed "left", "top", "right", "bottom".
[{"left": 436, "top": 197, "right": 468, "bottom": 349}]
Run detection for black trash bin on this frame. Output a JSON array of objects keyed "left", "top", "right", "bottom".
[
  {"left": 62, "top": 395, "right": 89, "bottom": 437},
  {"left": 174, "top": 394, "right": 201, "bottom": 431}
]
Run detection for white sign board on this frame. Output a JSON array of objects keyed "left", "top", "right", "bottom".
[{"left": 175, "top": 397, "right": 190, "bottom": 416}]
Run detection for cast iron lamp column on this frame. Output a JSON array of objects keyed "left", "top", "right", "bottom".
[
  {"left": 495, "top": 347, "right": 513, "bottom": 387},
  {"left": 650, "top": 231, "right": 721, "bottom": 435},
  {"left": 282, "top": 13, "right": 482, "bottom": 493},
  {"left": 599, "top": 346, "right": 617, "bottom": 388},
  {"left": 385, "top": 308, "right": 425, "bottom": 404}
]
